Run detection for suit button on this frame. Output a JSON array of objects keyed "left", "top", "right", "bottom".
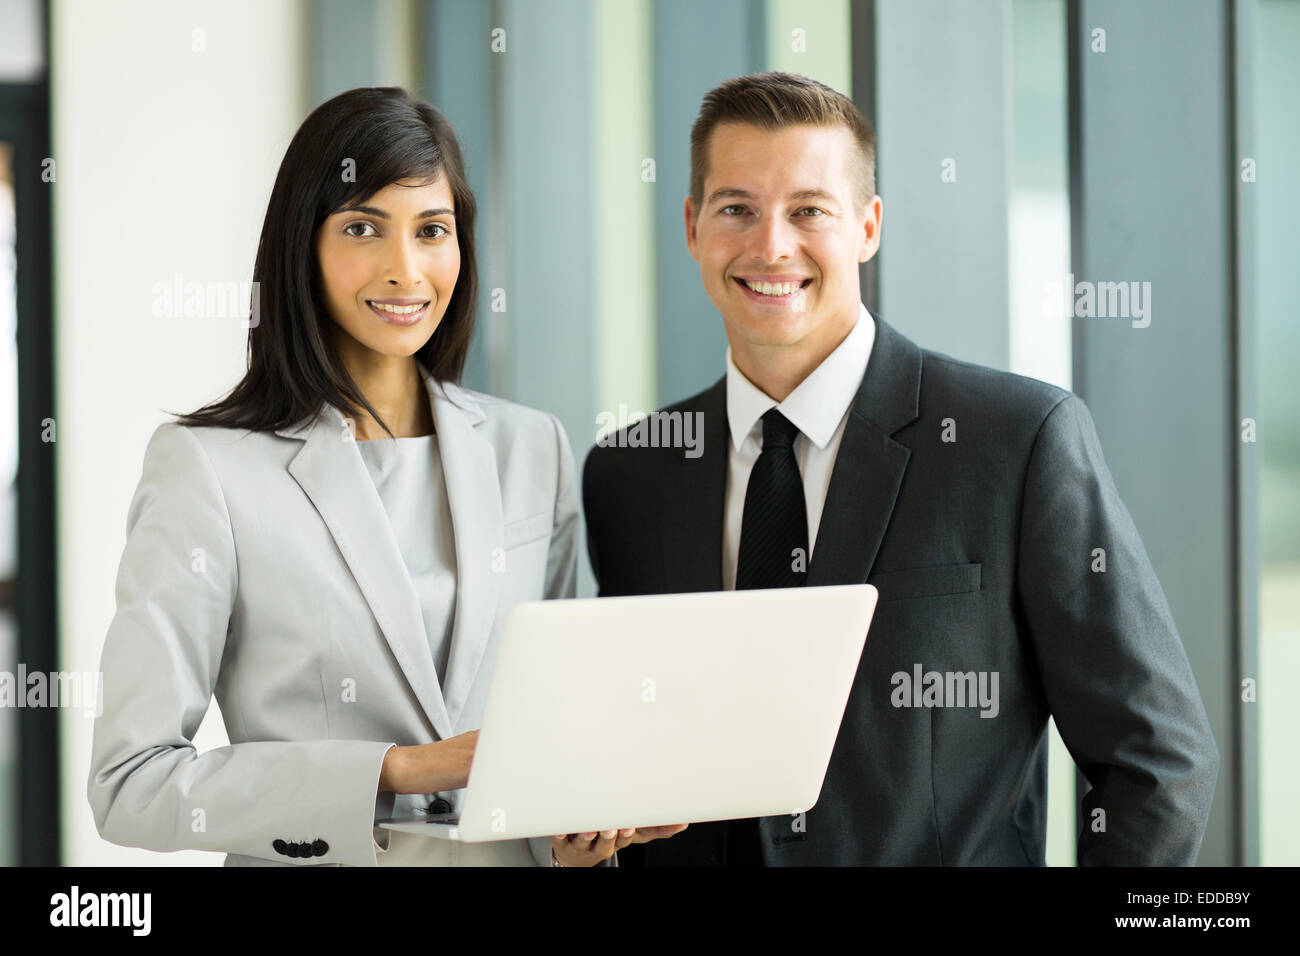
[
  {"left": 429, "top": 798, "right": 452, "bottom": 814},
  {"left": 272, "top": 839, "right": 288, "bottom": 855},
  {"left": 311, "top": 839, "right": 329, "bottom": 857}
]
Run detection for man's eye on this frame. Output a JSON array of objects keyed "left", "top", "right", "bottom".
[
  {"left": 797, "top": 207, "right": 825, "bottom": 217},
  {"left": 721, "top": 204, "right": 747, "bottom": 216}
]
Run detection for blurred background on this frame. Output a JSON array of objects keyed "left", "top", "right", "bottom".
[{"left": 0, "top": 0, "right": 1294, "bottom": 866}]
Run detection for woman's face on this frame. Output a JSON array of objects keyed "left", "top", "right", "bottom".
[{"left": 315, "top": 175, "right": 460, "bottom": 364}]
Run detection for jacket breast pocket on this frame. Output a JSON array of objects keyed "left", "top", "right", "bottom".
[
  {"left": 866, "top": 563, "right": 982, "bottom": 602},
  {"left": 503, "top": 511, "right": 551, "bottom": 550}
]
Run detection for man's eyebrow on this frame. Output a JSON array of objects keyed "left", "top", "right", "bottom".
[
  {"left": 787, "top": 189, "right": 839, "bottom": 204},
  {"left": 705, "top": 188, "right": 757, "bottom": 205},
  {"left": 704, "top": 188, "right": 840, "bottom": 205},
  {"left": 338, "top": 205, "right": 455, "bottom": 219}
]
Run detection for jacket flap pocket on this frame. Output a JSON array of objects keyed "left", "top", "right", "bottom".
[
  {"left": 867, "top": 563, "right": 981, "bottom": 602},
  {"left": 503, "top": 512, "right": 551, "bottom": 550}
]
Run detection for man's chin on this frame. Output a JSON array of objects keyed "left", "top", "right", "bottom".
[
  {"left": 724, "top": 311, "right": 814, "bottom": 349},
  {"left": 722, "top": 327, "right": 811, "bottom": 361}
]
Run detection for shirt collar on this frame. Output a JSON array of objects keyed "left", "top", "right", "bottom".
[{"left": 726, "top": 303, "right": 876, "bottom": 452}]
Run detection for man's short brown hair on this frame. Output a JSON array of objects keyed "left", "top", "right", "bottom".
[{"left": 690, "top": 71, "right": 877, "bottom": 212}]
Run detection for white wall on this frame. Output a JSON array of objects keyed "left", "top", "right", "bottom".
[
  {"left": 0, "top": 0, "right": 43, "bottom": 82},
  {"left": 54, "top": 0, "right": 306, "bottom": 865}
]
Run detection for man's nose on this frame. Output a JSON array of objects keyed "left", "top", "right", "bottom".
[{"left": 749, "top": 213, "right": 795, "bottom": 263}]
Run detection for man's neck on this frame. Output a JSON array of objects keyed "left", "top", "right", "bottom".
[{"left": 729, "top": 310, "right": 858, "bottom": 402}]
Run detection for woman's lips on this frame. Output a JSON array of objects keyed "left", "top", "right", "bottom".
[{"left": 367, "top": 301, "right": 429, "bottom": 326}]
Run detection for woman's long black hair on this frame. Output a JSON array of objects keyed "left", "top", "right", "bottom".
[{"left": 172, "top": 87, "right": 478, "bottom": 438}]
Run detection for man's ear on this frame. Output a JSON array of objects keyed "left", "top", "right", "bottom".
[
  {"left": 858, "top": 194, "right": 883, "bottom": 264},
  {"left": 684, "top": 195, "right": 700, "bottom": 262}
]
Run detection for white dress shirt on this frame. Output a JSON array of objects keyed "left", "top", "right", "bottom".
[{"left": 723, "top": 303, "right": 876, "bottom": 591}]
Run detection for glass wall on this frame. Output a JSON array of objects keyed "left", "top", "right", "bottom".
[
  {"left": 1243, "top": 0, "right": 1300, "bottom": 867},
  {"left": 0, "top": 139, "right": 16, "bottom": 866},
  {"left": 1008, "top": 0, "right": 1073, "bottom": 867}
]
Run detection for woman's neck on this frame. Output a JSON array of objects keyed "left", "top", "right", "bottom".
[{"left": 341, "top": 351, "right": 434, "bottom": 441}]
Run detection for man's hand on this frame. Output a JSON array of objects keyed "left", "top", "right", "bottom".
[{"left": 551, "top": 824, "right": 689, "bottom": 866}]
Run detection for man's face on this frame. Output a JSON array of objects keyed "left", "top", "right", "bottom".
[{"left": 685, "top": 122, "right": 881, "bottom": 372}]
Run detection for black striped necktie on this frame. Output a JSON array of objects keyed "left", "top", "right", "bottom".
[
  {"left": 724, "top": 408, "right": 808, "bottom": 866},
  {"left": 736, "top": 409, "right": 808, "bottom": 590}
]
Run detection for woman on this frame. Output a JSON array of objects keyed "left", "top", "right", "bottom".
[{"left": 86, "top": 87, "right": 674, "bottom": 866}]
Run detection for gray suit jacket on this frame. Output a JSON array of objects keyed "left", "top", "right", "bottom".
[
  {"left": 88, "top": 370, "right": 579, "bottom": 866},
  {"left": 583, "top": 313, "right": 1219, "bottom": 865}
]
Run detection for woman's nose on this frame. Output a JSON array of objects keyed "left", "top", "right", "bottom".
[{"left": 383, "top": 235, "right": 424, "bottom": 287}]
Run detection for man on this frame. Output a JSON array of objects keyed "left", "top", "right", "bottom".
[{"left": 582, "top": 71, "right": 1218, "bottom": 866}]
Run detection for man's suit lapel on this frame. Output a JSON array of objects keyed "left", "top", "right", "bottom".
[
  {"left": 659, "top": 315, "right": 922, "bottom": 595},
  {"left": 755, "top": 314, "right": 922, "bottom": 859},
  {"left": 645, "top": 314, "right": 925, "bottom": 866},
  {"left": 661, "top": 378, "right": 728, "bottom": 593},
  {"left": 277, "top": 394, "right": 455, "bottom": 740},
  {"left": 806, "top": 314, "right": 922, "bottom": 586}
]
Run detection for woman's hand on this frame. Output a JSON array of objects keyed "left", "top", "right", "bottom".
[
  {"left": 550, "top": 824, "right": 689, "bottom": 866},
  {"left": 378, "top": 730, "right": 479, "bottom": 794}
]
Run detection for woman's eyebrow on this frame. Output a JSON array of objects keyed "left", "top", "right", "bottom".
[{"left": 340, "top": 205, "right": 455, "bottom": 219}]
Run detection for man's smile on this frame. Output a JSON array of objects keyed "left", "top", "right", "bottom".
[{"left": 732, "top": 274, "right": 813, "bottom": 305}]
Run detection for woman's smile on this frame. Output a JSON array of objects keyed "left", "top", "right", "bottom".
[{"left": 367, "top": 299, "right": 430, "bottom": 326}]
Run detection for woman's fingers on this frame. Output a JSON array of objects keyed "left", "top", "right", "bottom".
[
  {"left": 625, "top": 823, "right": 690, "bottom": 843},
  {"left": 553, "top": 824, "right": 690, "bottom": 863},
  {"left": 552, "top": 830, "right": 616, "bottom": 866},
  {"left": 589, "top": 830, "right": 618, "bottom": 861}
]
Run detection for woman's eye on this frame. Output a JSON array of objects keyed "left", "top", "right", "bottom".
[{"left": 344, "top": 221, "right": 450, "bottom": 239}]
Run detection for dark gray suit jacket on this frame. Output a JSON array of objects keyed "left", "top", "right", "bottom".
[{"left": 582, "top": 313, "right": 1218, "bottom": 866}]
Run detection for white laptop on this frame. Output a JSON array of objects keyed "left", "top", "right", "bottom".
[{"left": 378, "top": 583, "right": 877, "bottom": 841}]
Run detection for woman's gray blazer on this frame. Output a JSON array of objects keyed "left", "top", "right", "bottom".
[{"left": 87, "top": 370, "right": 579, "bottom": 866}]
